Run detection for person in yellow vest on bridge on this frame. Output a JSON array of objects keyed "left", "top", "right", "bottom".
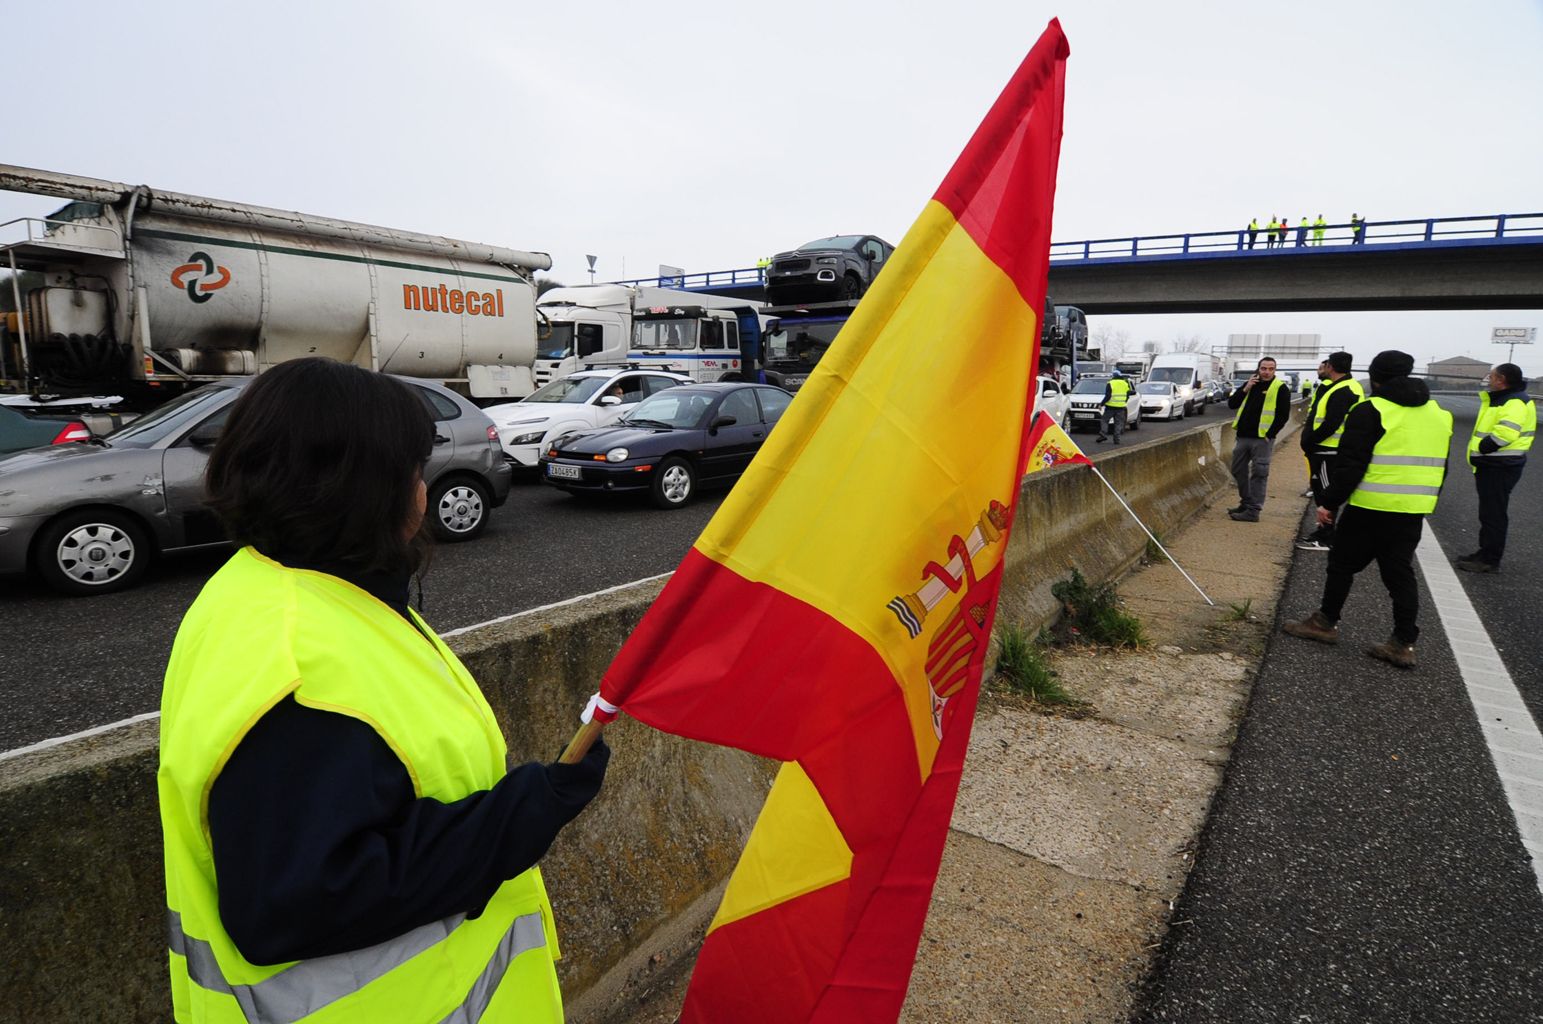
[
  {"left": 159, "top": 358, "right": 609, "bottom": 1023},
  {"left": 1096, "top": 369, "right": 1133, "bottom": 445},
  {"left": 1312, "top": 213, "right": 1327, "bottom": 245},
  {"left": 1455, "top": 362, "right": 1535, "bottom": 573},
  {"left": 1283, "top": 350, "right": 1453, "bottom": 669}
]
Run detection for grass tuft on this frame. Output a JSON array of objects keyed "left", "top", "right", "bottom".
[
  {"left": 1049, "top": 568, "right": 1147, "bottom": 648},
  {"left": 993, "top": 624, "right": 1075, "bottom": 704}
]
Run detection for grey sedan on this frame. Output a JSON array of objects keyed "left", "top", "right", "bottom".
[{"left": 0, "top": 377, "right": 510, "bottom": 596}]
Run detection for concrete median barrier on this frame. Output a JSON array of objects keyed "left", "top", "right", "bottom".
[{"left": 0, "top": 420, "right": 1252, "bottom": 1021}]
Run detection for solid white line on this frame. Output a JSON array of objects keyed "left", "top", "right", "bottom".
[
  {"left": 0, "top": 711, "right": 161, "bottom": 763},
  {"left": 1417, "top": 529, "right": 1543, "bottom": 896},
  {"left": 438, "top": 571, "right": 674, "bottom": 639}
]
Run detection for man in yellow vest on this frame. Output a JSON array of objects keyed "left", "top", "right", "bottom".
[
  {"left": 1455, "top": 362, "right": 1535, "bottom": 573},
  {"left": 1296, "top": 352, "right": 1364, "bottom": 550},
  {"left": 159, "top": 359, "right": 609, "bottom": 1022},
  {"left": 1283, "top": 350, "right": 1453, "bottom": 668},
  {"left": 1226, "top": 356, "right": 1292, "bottom": 521},
  {"left": 1312, "top": 214, "right": 1327, "bottom": 245},
  {"left": 1095, "top": 369, "right": 1133, "bottom": 445}
]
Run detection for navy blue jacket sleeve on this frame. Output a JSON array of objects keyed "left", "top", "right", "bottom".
[{"left": 209, "top": 695, "right": 608, "bottom": 965}]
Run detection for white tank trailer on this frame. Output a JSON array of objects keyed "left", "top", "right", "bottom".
[{"left": 0, "top": 165, "right": 550, "bottom": 402}]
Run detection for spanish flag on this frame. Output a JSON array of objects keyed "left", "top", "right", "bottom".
[
  {"left": 1024, "top": 408, "right": 1093, "bottom": 475},
  {"left": 601, "top": 21, "right": 1069, "bottom": 1021}
]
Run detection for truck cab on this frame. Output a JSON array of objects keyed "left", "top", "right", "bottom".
[
  {"left": 629, "top": 304, "right": 765, "bottom": 384},
  {"left": 759, "top": 300, "right": 859, "bottom": 392}
]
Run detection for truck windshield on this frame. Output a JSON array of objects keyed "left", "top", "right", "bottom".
[
  {"left": 635, "top": 319, "right": 697, "bottom": 351},
  {"left": 766, "top": 321, "right": 843, "bottom": 364},
  {"left": 524, "top": 375, "right": 607, "bottom": 404},
  {"left": 1148, "top": 367, "right": 1194, "bottom": 386},
  {"left": 538, "top": 323, "right": 574, "bottom": 360}
]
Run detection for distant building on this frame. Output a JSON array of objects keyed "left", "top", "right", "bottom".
[{"left": 1424, "top": 355, "right": 1491, "bottom": 390}]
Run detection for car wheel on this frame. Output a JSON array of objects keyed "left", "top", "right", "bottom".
[
  {"left": 1195, "top": 400, "right": 1206, "bottom": 415},
  {"left": 652, "top": 456, "right": 695, "bottom": 510},
  {"left": 35, "top": 509, "right": 151, "bottom": 596},
  {"left": 1059, "top": 411, "right": 1071, "bottom": 430},
  {"left": 840, "top": 274, "right": 863, "bottom": 300},
  {"left": 428, "top": 476, "right": 490, "bottom": 541}
]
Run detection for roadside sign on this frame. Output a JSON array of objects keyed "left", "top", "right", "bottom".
[
  {"left": 658, "top": 264, "right": 685, "bottom": 288},
  {"left": 1491, "top": 327, "right": 1536, "bottom": 344}
]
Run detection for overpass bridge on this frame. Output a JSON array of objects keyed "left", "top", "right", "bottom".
[{"left": 615, "top": 212, "right": 1543, "bottom": 314}]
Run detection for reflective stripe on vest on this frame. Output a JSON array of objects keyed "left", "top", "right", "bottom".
[
  {"left": 1105, "top": 378, "right": 1132, "bottom": 407},
  {"left": 1348, "top": 398, "right": 1453, "bottom": 514},
  {"left": 1467, "top": 392, "right": 1537, "bottom": 469},
  {"left": 160, "top": 549, "right": 563, "bottom": 1023},
  {"left": 168, "top": 910, "right": 546, "bottom": 1024},
  {"left": 1232, "top": 377, "right": 1285, "bottom": 437},
  {"left": 1310, "top": 376, "right": 1365, "bottom": 449}
]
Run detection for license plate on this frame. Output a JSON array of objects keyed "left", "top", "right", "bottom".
[
  {"left": 546, "top": 464, "right": 582, "bottom": 480},
  {"left": 1073, "top": 411, "right": 1096, "bottom": 418}
]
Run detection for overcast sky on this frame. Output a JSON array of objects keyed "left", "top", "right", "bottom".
[{"left": 4, "top": 0, "right": 1540, "bottom": 375}]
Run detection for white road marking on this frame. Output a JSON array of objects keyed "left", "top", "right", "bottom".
[
  {"left": 1417, "top": 529, "right": 1543, "bottom": 896},
  {"left": 3, "top": 574, "right": 676, "bottom": 758}
]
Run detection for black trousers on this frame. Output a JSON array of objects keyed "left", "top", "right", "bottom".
[
  {"left": 1320, "top": 505, "right": 1424, "bottom": 644},
  {"left": 1306, "top": 451, "right": 1340, "bottom": 542},
  {"left": 1475, "top": 462, "right": 1525, "bottom": 565},
  {"left": 1099, "top": 406, "right": 1126, "bottom": 440}
]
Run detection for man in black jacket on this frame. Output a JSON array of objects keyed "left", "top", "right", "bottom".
[
  {"left": 1296, "top": 351, "right": 1363, "bottom": 550},
  {"left": 1282, "top": 350, "right": 1453, "bottom": 669},
  {"left": 1226, "top": 356, "right": 1293, "bottom": 522}
]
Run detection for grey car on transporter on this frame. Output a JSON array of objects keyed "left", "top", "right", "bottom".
[
  {"left": 0, "top": 376, "right": 510, "bottom": 596},
  {"left": 764, "top": 234, "right": 895, "bottom": 305}
]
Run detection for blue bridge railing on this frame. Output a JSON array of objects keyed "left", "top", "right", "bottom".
[{"left": 611, "top": 212, "right": 1543, "bottom": 289}]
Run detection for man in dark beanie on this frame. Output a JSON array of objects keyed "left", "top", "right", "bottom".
[
  {"left": 1296, "top": 351, "right": 1364, "bottom": 550},
  {"left": 1283, "top": 350, "right": 1453, "bottom": 669},
  {"left": 1456, "top": 362, "right": 1535, "bottom": 572}
]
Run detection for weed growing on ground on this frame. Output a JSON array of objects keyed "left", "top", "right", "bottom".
[
  {"left": 1225, "top": 598, "right": 1254, "bottom": 622},
  {"left": 1048, "top": 568, "right": 1147, "bottom": 648},
  {"left": 992, "top": 624, "right": 1076, "bottom": 705},
  {"left": 1144, "top": 532, "right": 1168, "bottom": 564}
]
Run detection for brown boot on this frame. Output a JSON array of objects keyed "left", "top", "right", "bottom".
[
  {"left": 1282, "top": 610, "right": 1339, "bottom": 644},
  {"left": 1366, "top": 637, "right": 1417, "bottom": 670}
]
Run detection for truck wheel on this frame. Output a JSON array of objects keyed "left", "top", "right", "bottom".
[
  {"left": 428, "top": 476, "right": 490, "bottom": 541},
  {"left": 841, "top": 275, "right": 863, "bottom": 300},
  {"left": 35, "top": 509, "right": 151, "bottom": 596},
  {"left": 652, "top": 457, "right": 695, "bottom": 510}
]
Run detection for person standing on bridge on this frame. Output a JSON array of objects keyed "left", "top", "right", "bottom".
[
  {"left": 1282, "top": 350, "right": 1453, "bottom": 669},
  {"left": 1247, "top": 217, "right": 1260, "bottom": 249},
  {"left": 1296, "top": 217, "right": 1309, "bottom": 247},
  {"left": 1312, "top": 214, "right": 1327, "bottom": 245},
  {"left": 1227, "top": 356, "right": 1292, "bottom": 521},
  {"left": 1296, "top": 352, "right": 1364, "bottom": 551},
  {"left": 1455, "top": 362, "right": 1535, "bottom": 573},
  {"left": 1265, "top": 216, "right": 1280, "bottom": 249},
  {"left": 158, "top": 358, "right": 609, "bottom": 1023},
  {"left": 1096, "top": 369, "right": 1133, "bottom": 445},
  {"left": 1350, "top": 213, "right": 1366, "bottom": 245}
]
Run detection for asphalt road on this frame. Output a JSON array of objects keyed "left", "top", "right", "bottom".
[
  {"left": 0, "top": 394, "right": 1216, "bottom": 753},
  {"left": 1136, "top": 393, "right": 1543, "bottom": 1022}
]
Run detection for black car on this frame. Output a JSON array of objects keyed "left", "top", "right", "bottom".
[
  {"left": 538, "top": 383, "right": 792, "bottom": 509},
  {"left": 765, "top": 234, "right": 894, "bottom": 305}
]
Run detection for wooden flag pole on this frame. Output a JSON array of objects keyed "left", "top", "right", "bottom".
[
  {"left": 1088, "top": 465, "right": 1216, "bottom": 607},
  {"left": 558, "top": 721, "right": 605, "bottom": 764}
]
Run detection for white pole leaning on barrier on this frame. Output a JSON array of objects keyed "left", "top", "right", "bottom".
[{"left": 1088, "top": 465, "right": 1216, "bottom": 607}]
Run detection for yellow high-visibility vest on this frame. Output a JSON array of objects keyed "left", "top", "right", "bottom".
[
  {"left": 1105, "top": 378, "right": 1132, "bottom": 408},
  {"left": 1348, "top": 398, "right": 1453, "bottom": 514},
  {"left": 1310, "top": 376, "right": 1366, "bottom": 449},
  {"left": 160, "top": 548, "right": 564, "bottom": 1023},
  {"left": 1468, "top": 391, "right": 1536, "bottom": 470},
  {"left": 1232, "top": 377, "right": 1286, "bottom": 437}
]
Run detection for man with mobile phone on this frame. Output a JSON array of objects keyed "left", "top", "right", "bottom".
[{"left": 1226, "top": 356, "right": 1291, "bottom": 522}]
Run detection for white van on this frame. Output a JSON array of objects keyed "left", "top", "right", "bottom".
[{"left": 1146, "top": 353, "right": 1216, "bottom": 416}]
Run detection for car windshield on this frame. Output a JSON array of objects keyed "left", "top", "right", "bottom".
[
  {"left": 766, "top": 320, "right": 843, "bottom": 363},
  {"left": 797, "top": 235, "right": 862, "bottom": 251},
  {"left": 634, "top": 318, "right": 697, "bottom": 351},
  {"left": 1071, "top": 378, "right": 1107, "bottom": 394},
  {"left": 537, "top": 322, "right": 574, "bottom": 360},
  {"left": 1139, "top": 382, "right": 1174, "bottom": 395},
  {"left": 105, "top": 385, "right": 229, "bottom": 447},
  {"left": 622, "top": 391, "right": 716, "bottom": 429},
  {"left": 1147, "top": 367, "right": 1193, "bottom": 386},
  {"left": 524, "top": 375, "right": 607, "bottom": 404}
]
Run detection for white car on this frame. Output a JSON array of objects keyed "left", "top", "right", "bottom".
[
  {"left": 1064, "top": 376, "right": 1142, "bottom": 433},
  {"left": 1034, "top": 374, "right": 1071, "bottom": 426},
  {"left": 1137, "top": 381, "right": 1185, "bottom": 421},
  {"left": 484, "top": 368, "right": 692, "bottom": 467}
]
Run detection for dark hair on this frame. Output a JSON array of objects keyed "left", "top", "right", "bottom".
[
  {"left": 206, "top": 358, "right": 435, "bottom": 574},
  {"left": 1257, "top": 356, "right": 1276, "bottom": 368},
  {"left": 1495, "top": 363, "right": 1525, "bottom": 389}
]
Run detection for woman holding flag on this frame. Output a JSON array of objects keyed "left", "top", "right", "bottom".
[{"left": 157, "top": 358, "right": 608, "bottom": 1023}]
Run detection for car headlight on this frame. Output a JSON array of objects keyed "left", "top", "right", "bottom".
[
  {"left": 605, "top": 447, "right": 629, "bottom": 463},
  {"left": 510, "top": 431, "right": 545, "bottom": 446},
  {"left": 816, "top": 257, "right": 838, "bottom": 264}
]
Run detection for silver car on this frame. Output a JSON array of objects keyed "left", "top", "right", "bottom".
[{"left": 0, "top": 376, "right": 510, "bottom": 596}]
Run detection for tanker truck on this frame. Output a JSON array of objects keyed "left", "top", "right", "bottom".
[{"left": 0, "top": 165, "right": 550, "bottom": 405}]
